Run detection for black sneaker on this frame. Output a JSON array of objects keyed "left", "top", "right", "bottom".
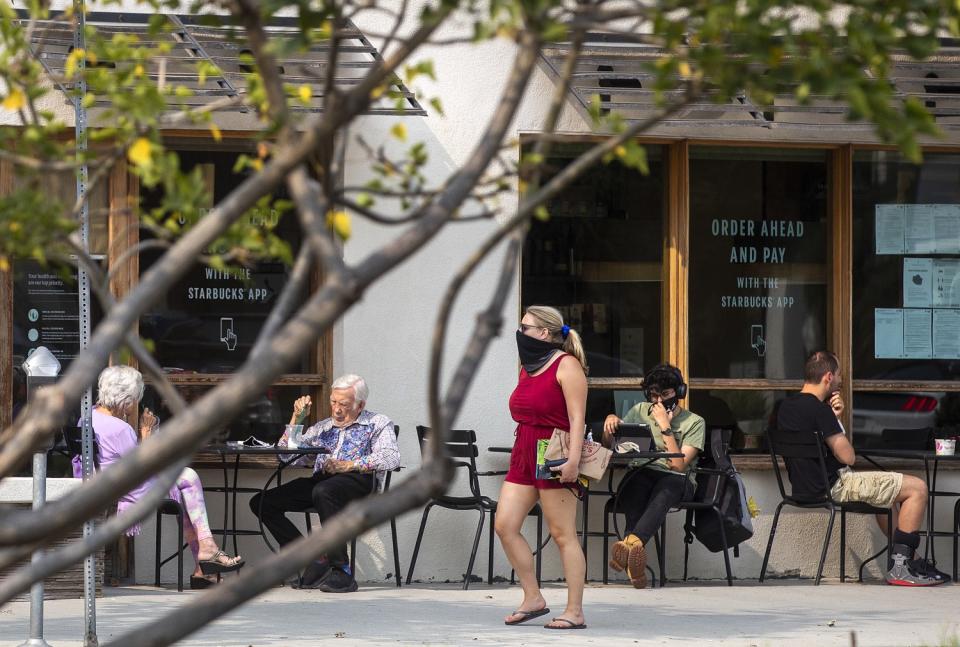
[
  {"left": 886, "top": 545, "right": 946, "bottom": 587},
  {"left": 316, "top": 567, "right": 358, "bottom": 593},
  {"left": 290, "top": 561, "right": 331, "bottom": 589},
  {"left": 913, "top": 558, "right": 951, "bottom": 584}
]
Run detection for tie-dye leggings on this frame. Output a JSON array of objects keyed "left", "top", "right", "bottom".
[{"left": 174, "top": 467, "right": 214, "bottom": 563}]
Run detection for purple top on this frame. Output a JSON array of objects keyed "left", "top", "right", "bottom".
[{"left": 72, "top": 409, "right": 179, "bottom": 535}]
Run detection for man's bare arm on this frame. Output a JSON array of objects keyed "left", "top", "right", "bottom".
[{"left": 825, "top": 432, "right": 856, "bottom": 466}]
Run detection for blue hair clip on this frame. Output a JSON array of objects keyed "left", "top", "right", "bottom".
[{"left": 561, "top": 324, "right": 570, "bottom": 339}]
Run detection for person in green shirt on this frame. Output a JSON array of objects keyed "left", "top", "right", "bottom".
[{"left": 601, "top": 364, "right": 705, "bottom": 588}]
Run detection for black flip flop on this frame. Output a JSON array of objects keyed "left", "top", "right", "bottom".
[
  {"left": 189, "top": 575, "right": 217, "bottom": 590},
  {"left": 504, "top": 607, "right": 550, "bottom": 626},
  {"left": 544, "top": 617, "right": 587, "bottom": 630}
]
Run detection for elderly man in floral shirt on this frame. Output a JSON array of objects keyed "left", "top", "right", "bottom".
[{"left": 249, "top": 374, "right": 399, "bottom": 593}]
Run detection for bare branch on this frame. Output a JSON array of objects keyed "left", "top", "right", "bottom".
[
  {"left": 0, "top": 149, "right": 92, "bottom": 172},
  {"left": 285, "top": 166, "right": 345, "bottom": 276},
  {"left": 250, "top": 242, "right": 315, "bottom": 350}
]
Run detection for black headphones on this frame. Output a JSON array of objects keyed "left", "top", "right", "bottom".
[{"left": 644, "top": 364, "right": 688, "bottom": 400}]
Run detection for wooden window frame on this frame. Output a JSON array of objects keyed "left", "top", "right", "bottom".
[{"left": 0, "top": 134, "right": 333, "bottom": 465}]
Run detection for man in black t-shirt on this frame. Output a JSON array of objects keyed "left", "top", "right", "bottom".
[{"left": 777, "top": 351, "right": 948, "bottom": 586}]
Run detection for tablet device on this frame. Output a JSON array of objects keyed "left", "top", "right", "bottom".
[{"left": 614, "top": 422, "right": 653, "bottom": 452}]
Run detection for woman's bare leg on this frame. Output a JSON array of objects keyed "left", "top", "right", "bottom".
[
  {"left": 539, "top": 487, "right": 585, "bottom": 628},
  {"left": 494, "top": 481, "right": 545, "bottom": 623}
]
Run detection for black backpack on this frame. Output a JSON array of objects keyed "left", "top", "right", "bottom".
[{"left": 685, "top": 427, "right": 754, "bottom": 554}]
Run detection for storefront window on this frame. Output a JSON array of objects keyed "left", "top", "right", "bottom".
[
  {"left": 688, "top": 147, "right": 829, "bottom": 379},
  {"left": 521, "top": 143, "right": 665, "bottom": 378},
  {"left": 852, "top": 151, "right": 960, "bottom": 383},
  {"left": 141, "top": 383, "right": 313, "bottom": 443},
  {"left": 688, "top": 389, "right": 790, "bottom": 453},
  {"left": 138, "top": 150, "right": 308, "bottom": 373}
]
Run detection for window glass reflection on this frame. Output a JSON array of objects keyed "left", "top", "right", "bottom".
[
  {"left": 521, "top": 143, "right": 665, "bottom": 378},
  {"left": 688, "top": 147, "right": 829, "bottom": 379},
  {"left": 138, "top": 150, "right": 307, "bottom": 373},
  {"left": 852, "top": 151, "right": 960, "bottom": 382}
]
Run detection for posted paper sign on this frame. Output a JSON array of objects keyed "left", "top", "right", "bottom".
[
  {"left": 905, "top": 205, "right": 938, "bottom": 254},
  {"left": 875, "top": 308, "right": 904, "bottom": 358},
  {"left": 876, "top": 204, "right": 960, "bottom": 254},
  {"left": 903, "top": 258, "right": 933, "bottom": 308},
  {"left": 876, "top": 205, "right": 905, "bottom": 254},
  {"left": 933, "top": 309, "right": 960, "bottom": 359},
  {"left": 934, "top": 260, "right": 960, "bottom": 308},
  {"left": 903, "top": 308, "right": 932, "bottom": 359}
]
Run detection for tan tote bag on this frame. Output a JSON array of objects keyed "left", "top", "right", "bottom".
[{"left": 544, "top": 428, "right": 612, "bottom": 480}]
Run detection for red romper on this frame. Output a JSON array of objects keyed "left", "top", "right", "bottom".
[{"left": 506, "top": 353, "right": 570, "bottom": 489}]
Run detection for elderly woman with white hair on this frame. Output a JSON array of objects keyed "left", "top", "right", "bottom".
[{"left": 73, "top": 365, "right": 243, "bottom": 589}]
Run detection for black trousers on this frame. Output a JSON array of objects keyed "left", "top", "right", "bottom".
[
  {"left": 249, "top": 471, "right": 374, "bottom": 565},
  {"left": 617, "top": 468, "right": 694, "bottom": 544}
]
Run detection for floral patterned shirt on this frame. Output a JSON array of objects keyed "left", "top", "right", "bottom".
[{"left": 283, "top": 409, "right": 400, "bottom": 490}]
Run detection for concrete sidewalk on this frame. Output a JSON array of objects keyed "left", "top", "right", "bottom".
[{"left": 2, "top": 580, "right": 959, "bottom": 646}]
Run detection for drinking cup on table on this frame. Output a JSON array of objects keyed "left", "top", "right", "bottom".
[
  {"left": 935, "top": 438, "right": 956, "bottom": 456},
  {"left": 284, "top": 424, "right": 304, "bottom": 449}
]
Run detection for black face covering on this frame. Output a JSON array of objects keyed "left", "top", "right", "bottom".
[
  {"left": 645, "top": 389, "right": 680, "bottom": 412},
  {"left": 516, "top": 330, "right": 562, "bottom": 374},
  {"left": 660, "top": 394, "right": 680, "bottom": 412}
]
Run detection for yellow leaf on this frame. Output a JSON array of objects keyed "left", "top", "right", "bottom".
[
  {"left": 390, "top": 122, "right": 407, "bottom": 142},
  {"left": 209, "top": 123, "right": 222, "bottom": 142},
  {"left": 298, "top": 84, "right": 312, "bottom": 104},
  {"left": 127, "top": 137, "right": 153, "bottom": 167},
  {"left": 2, "top": 88, "right": 25, "bottom": 112},
  {"left": 678, "top": 62, "right": 692, "bottom": 79},
  {"left": 326, "top": 210, "right": 351, "bottom": 240},
  {"left": 614, "top": 145, "right": 627, "bottom": 158},
  {"left": 370, "top": 85, "right": 387, "bottom": 100},
  {"left": 0, "top": 256, "right": 9, "bottom": 272},
  {"left": 134, "top": 64, "right": 144, "bottom": 77},
  {"left": 65, "top": 49, "right": 83, "bottom": 78},
  {"left": 86, "top": 51, "right": 97, "bottom": 66},
  {"left": 8, "top": 221, "right": 21, "bottom": 232},
  {"left": 251, "top": 158, "right": 263, "bottom": 171}
]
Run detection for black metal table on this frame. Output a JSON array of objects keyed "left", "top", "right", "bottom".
[
  {"left": 486, "top": 445, "right": 683, "bottom": 580},
  {"left": 858, "top": 448, "right": 960, "bottom": 580},
  {"left": 204, "top": 445, "right": 331, "bottom": 554}
]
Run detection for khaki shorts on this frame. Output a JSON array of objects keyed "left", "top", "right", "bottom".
[{"left": 829, "top": 468, "right": 903, "bottom": 508}]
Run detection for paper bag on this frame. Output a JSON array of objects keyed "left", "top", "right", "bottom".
[{"left": 543, "top": 428, "right": 612, "bottom": 480}]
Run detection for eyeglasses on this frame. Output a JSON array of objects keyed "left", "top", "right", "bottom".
[
  {"left": 644, "top": 389, "right": 676, "bottom": 401},
  {"left": 518, "top": 323, "right": 543, "bottom": 333}
]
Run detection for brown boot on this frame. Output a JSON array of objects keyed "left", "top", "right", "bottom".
[
  {"left": 625, "top": 539, "right": 648, "bottom": 588},
  {"left": 610, "top": 534, "right": 647, "bottom": 588}
]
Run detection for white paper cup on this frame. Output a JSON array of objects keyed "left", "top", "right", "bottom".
[
  {"left": 284, "top": 424, "right": 304, "bottom": 449},
  {"left": 935, "top": 438, "right": 956, "bottom": 456}
]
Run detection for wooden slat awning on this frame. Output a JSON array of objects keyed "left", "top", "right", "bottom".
[
  {"left": 540, "top": 33, "right": 960, "bottom": 141},
  {"left": 16, "top": 10, "right": 425, "bottom": 118}
]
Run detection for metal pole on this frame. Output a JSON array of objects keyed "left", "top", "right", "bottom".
[
  {"left": 73, "top": 1, "right": 97, "bottom": 645},
  {"left": 17, "top": 453, "right": 53, "bottom": 647}
]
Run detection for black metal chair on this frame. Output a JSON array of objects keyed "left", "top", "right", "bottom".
[
  {"left": 655, "top": 426, "right": 739, "bottom": 587},
  {"left": 64, "top": 426, "right": 187, "bottom": 592},
  {"left": 303, "top": 425, "right": 403, "bottom": 587},
  {"left": 405, "top": 426, "right": 543, "bottom": 589},
  {"left": 760, "top": 427, "right": 893, "bottom": 585}
]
